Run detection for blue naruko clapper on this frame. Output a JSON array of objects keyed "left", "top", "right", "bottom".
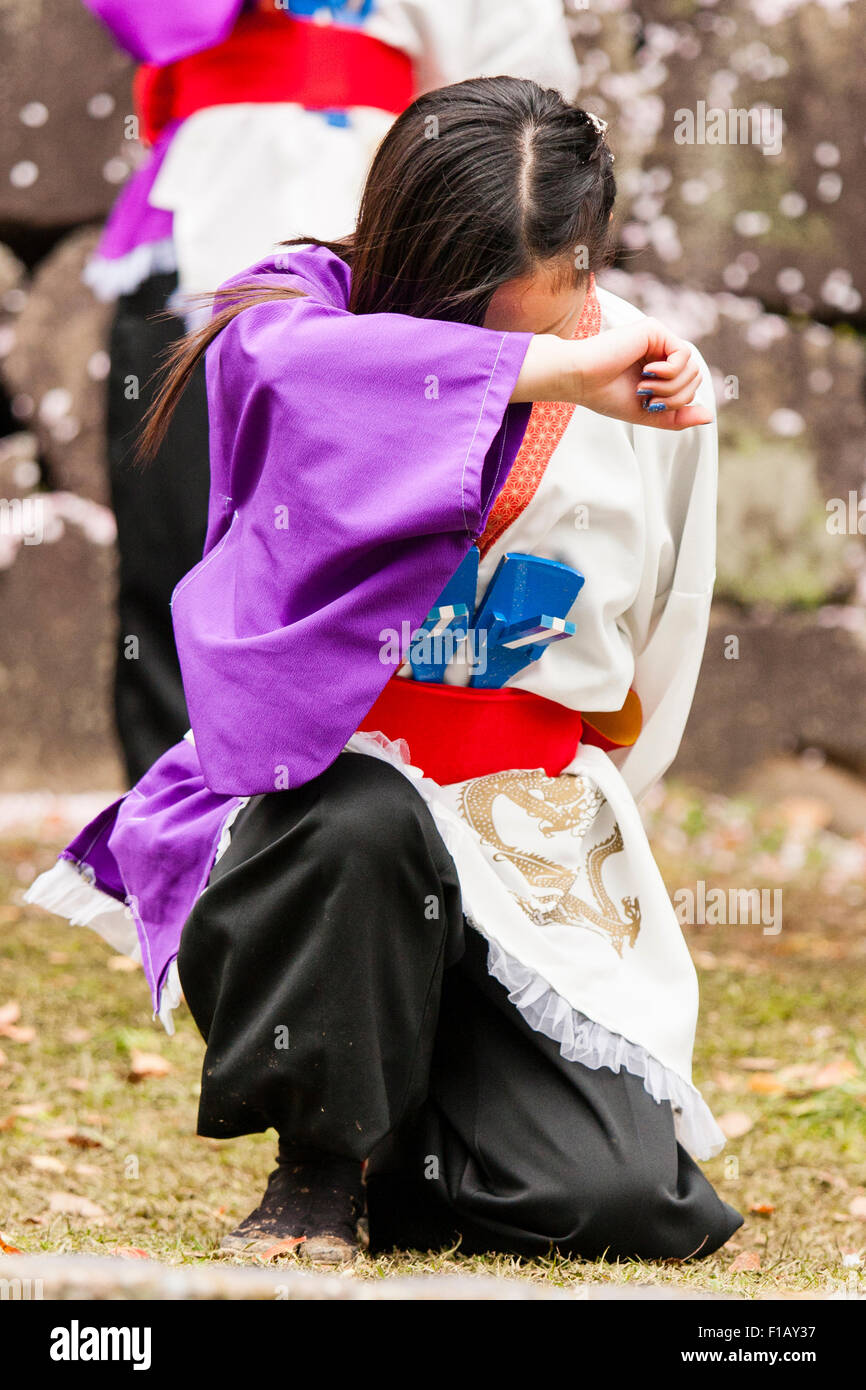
[
  {"left": 409, "top": 546, "right": 479, "bottom": 683},
  {"left": 285, "top": 0, "right": 376, "bottom": 21},
  {"left": 470, "top": 553, "right": 584, "bottom": 689},
  {"left": 410, "top": 548, "right": 584, "bottom": 689}
]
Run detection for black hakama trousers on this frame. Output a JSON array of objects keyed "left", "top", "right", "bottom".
[
  {"left": 107, "top": 272, "right": 210, "bottom": 784},
  {"left": 177, "top": 750, "right": 743, "bottom": 1260}
]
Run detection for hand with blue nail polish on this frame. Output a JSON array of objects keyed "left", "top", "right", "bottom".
[{"left": 519, "top": 316, "right": 712, "bottom": 430}]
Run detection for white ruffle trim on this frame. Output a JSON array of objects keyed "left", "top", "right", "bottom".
[
  {"left": 345, "top": 728, "right": 726, "bottom": 1161},
  {"left": 24, "top": 747, "right": 726, "bottom": 1157},
  {"left": 213, "top": 796, "right": 249, "bottom": 865},
  {"left": 24, "top": 780, "right": 250, "bottom": 1037},
  {"left": 157, "top": 959, "right": 183, "bottom": 1036},
  {"left": 82, "top": 238, "right": 177, "bottom": 302},
  {"left": 24, "top": 857, "right": 139, "bottom": 958},
  {"left": 25, "top": 852, "right": 191, "bottom": 1038},
  {"left": 483, "top": 935, "right": 725, "bottom": 1159}
]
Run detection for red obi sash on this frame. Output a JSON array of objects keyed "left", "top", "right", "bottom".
[
  {"left": 358, "top": 677, "right": 643, "bottom": 785},
  {"left": 134, "top": 11, "right": 415, "bottom": 147},
  {"left": 358, "top": 679, "right": 583, "bottom": 785}
]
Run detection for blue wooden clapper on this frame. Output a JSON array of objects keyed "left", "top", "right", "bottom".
[
  {"left": 410, "top": 547, "right": 584, "bottom": 689},
  {"left": 409, "top": 546, "right": 479, "bottom": 683}
]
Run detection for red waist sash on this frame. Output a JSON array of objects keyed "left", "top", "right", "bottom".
[
  {"left": 134, "top": 11, "right": 415, "bottom": 147},
  {"left": 358, "top": 678, "right": 585, "bottom": 786}
]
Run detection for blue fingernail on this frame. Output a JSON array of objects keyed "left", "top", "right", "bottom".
[
  {"left": 642, "top": 370, "right": 659, "bottom": 378},
  {"left": 636, "top": 387, "right": 653, "bottom": 396},
  {"left": 647, "top": 401, "right": 666, "bottom": 412}
]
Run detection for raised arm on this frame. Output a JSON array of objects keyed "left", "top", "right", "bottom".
[{"left": 511, "top": 319, "right": 714, "bottom": 433}]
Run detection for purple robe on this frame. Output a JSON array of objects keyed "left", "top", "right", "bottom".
[
  {"left": 45, "top": 245, "right": 531, "bottom": 1014},
  {"left": 85, "top": 3, "right": 249, "bottom": 271},
  {"left": 86, "top": 1, "right": 246, "bottom": 65}
]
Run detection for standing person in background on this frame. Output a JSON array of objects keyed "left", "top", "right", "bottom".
[{"left": 84, "top": 0, "right": 580, "bottom": 783}]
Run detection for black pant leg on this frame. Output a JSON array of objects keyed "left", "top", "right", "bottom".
[
  {"left": 366, "top": 927, "right": 744, "bottom": 1261},
  {"left": 176, "top": 751, "right": 466, "bottom": 1158},
  {"left": 107, "top": 272, "right": 210, "bottom": 784}
]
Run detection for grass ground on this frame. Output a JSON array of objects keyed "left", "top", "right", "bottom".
[{"left": 1, "top": 783, "right": 864, "bottom": 1297}]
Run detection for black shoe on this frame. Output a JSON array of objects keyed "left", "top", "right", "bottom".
[{"left": 218, "top": 1152, "right": 365, "bottom": 1264}]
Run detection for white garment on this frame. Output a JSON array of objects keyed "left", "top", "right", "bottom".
[
  {"left": 27, "top": 282, "right": 723, "bottom": 1157},
  {"left": 446, "top": 287, "right": 717, "bottom": 803},
  {"left": 150, "top": 103, "right": 395, "bottom": 317},
  {"left": 366, "top": 0, "right": 581, "bottom": 95},
  {"left": 148, "top": 0, "right": 579, "bottom": 312},
  {"left": 344, "top": 285, "right": 723, "bottom": 1157}
]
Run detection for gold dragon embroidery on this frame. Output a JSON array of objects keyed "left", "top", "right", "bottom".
[{"left": 459, "top": 770, "right": 641, "bottom": 957}]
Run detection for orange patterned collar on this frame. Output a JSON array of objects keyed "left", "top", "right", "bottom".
[{"left": 478, "top": 273, "right": 602, "bottom": 557}]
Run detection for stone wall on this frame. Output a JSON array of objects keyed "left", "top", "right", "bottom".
[
  {"left": 579, "top": 0, "right": 866, "bottom": 791},
  {"left": 0, "top": 0, "right": 863, "bottom": 792}
]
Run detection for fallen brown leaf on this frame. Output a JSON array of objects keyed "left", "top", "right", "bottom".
[
  {"left": 729, "top": 1250, "right": 762, "bottom": 1273},
  {"left": 812, "top": 1059, "right": 857, "bottom": 1089},
  {"left": 128, "top": 1050, "right": 172, "bottom": 1081},
  {"left": 749, "top": 1202, "right": 776, "bottom": 1216},
  {"left": 717, "top": 1110, "right": 754, "bottom": 1139},
  {"left": 29, "top": 1155, "right": 66, "bottom": 1174},
  {"left": 255, "top": 1236, "right": 307, "bottom": 1261},
  {"left": 65, "top": 1131, "right": 103, "bottom": 1150},
  {"left": 113, "top": 1246, "right": 150, "bottom": 1260},
  {"left": 748, "top": 1072, "right": 785, "bottom": 1095},
  {"left": 0, "top": 1231, "right": 23, "bottom": 1254},
  {"left": 0, "top": 1024, "right": 36, "bottom": 1044},
  {"left": 47, "top": 1192, "right": 109, "bottom": 1221}
]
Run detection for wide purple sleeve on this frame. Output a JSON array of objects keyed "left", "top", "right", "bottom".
[
  {"left": 170, "top": 255, "right": 532, "bottom": 796},
  {"left": 84, "top": 0, "right": 245, "bottom": 63}
]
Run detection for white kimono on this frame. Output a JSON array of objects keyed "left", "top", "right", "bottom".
[
  {"left": 32, "top": 274, "right": 722, "bottom": 1161},
  {"left": 146, "top": 0, "right": 580, "bottom": 313},
  {"left": 347, "top": 283, "right": 724, "bottom": 1159}
]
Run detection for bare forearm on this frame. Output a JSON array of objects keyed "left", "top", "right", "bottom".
[
  {"left": 509, "top": 322, "right": 714, "bottom": 432},
  {"left": 510, "top": 335, "right": 581, "bottom": 404}
]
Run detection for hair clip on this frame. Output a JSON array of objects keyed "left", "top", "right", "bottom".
[{"left": 585, "top": 111, "right": 609, "bottom": 137}]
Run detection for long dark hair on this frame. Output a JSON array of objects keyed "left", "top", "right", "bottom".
[{"left": 139, "top": 76, "right": 616, "bottom": 458}]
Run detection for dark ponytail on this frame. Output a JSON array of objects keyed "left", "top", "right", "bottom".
[{"left": 138, "top": 76, "right": 615, "bottom": 460}]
